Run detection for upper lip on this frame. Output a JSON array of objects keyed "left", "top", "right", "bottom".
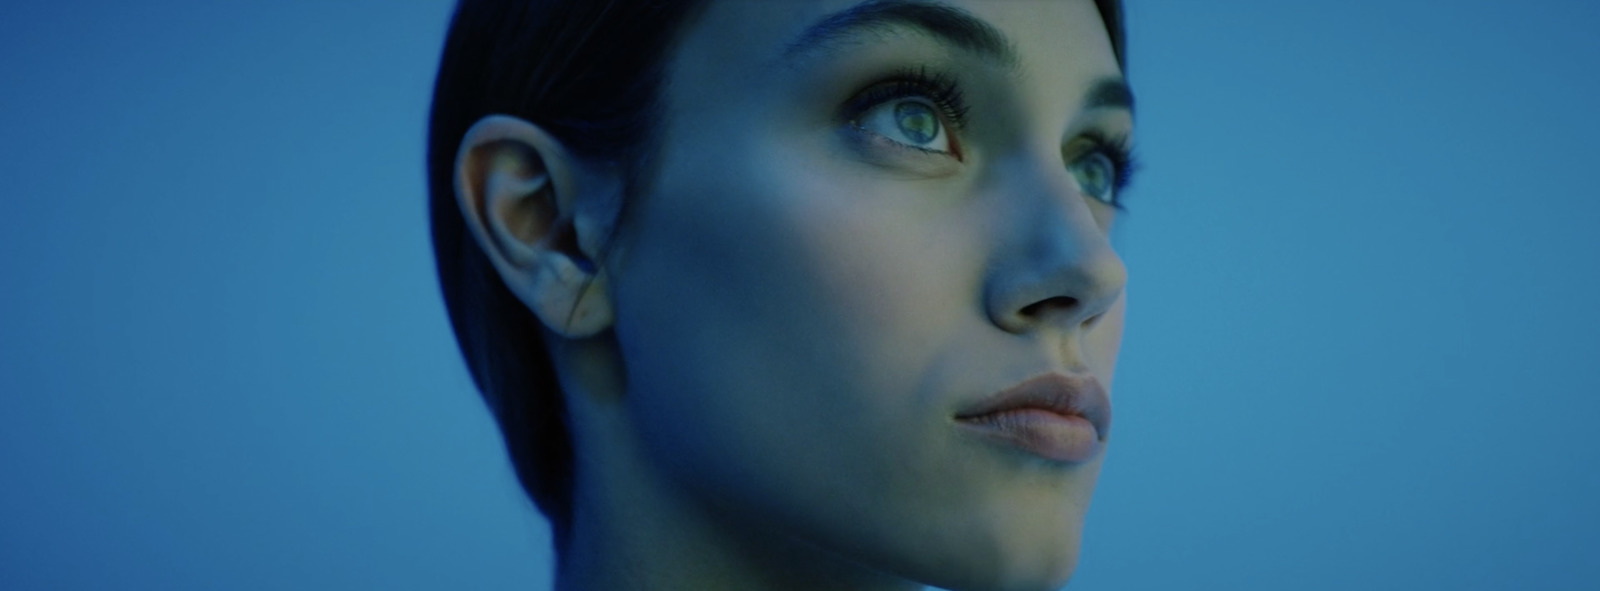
[{"left": 954, "top": 372, "right": 1112, "bottom": 440}]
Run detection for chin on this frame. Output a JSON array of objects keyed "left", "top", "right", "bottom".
[
  {"left": 975, "top": 540, "right": 1081, "bottom": 591},
  {"left": 881, "top": 515, "right": 1085, "bottom": 591},
  {"left": 915, "top": 552, "right": 1081, "bottom": 591}
]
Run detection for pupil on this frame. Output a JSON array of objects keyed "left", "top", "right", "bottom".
[
  {"left": 1078, "top": 155, "right": 1110, "bottom": 198},
  {"left": 894, "top": 102, "right": 938, "bottom": 144}
]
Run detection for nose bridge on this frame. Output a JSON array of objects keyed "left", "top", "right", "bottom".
[{"left": 984, "top": 153, "right": 1127, "bottom": 335}]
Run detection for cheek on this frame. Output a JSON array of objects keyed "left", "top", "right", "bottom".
[{"left": 608, "top": 136, "right": 964, "bottom": 479}]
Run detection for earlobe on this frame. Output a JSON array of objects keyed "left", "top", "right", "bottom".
[
  {"left": 453, "top": 114, "right": 617, "bottom": 338},
  {"left": 528, "top": 251, "right": 615, "bottom": 338}
]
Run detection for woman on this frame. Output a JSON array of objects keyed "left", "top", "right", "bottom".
[{"left": 427, "top": 1, "right": 1135, "bottom": 589}]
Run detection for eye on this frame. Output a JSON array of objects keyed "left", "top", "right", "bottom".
[
  {"left": 855, "top": 98, "right": 952, "bottom": 154},
  {"left": 1069, "top": 150, "right": 1117, "bottom": 205}
]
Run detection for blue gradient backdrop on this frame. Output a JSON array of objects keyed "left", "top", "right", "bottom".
[{"left": 3, "top": 1, "right": 1596, "bottom": 589}]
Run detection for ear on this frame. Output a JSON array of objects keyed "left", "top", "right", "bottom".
[{"left": 454, "top": 114, "right": 620, "bottom": 338}]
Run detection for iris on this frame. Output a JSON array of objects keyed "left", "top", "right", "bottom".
[{"left": 894, "top": 101, "right": 940, "bottom": 145}]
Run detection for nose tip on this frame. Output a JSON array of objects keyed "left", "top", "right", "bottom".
[{"left": 990, "top": 250, "right": 1126, "bottom": 335}]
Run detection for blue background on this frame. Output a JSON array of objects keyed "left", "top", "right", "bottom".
[{"left": 3, "top": 1, "right": 1596, "bottom": 589}]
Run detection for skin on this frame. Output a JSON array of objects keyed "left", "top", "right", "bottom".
[{"left": 454, "top": 1, "right": 1132, "bottom": 590}]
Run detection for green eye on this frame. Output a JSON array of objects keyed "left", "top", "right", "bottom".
[
  {"left": 857, "top": 98, "right": 952, "bottom": 153},
  {"left": 894, "top": 102, "right": 940, "bottom": 145},
  {"left": 1071, "top": 151, "right": 1116, "bottom": 204}
]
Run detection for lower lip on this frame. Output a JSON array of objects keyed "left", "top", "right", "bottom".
[{"left": 956, "top": 409, "right": 1103, "bottom": 463}]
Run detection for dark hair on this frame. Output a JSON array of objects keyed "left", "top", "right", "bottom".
[{"left": 426, "top": 0, "right": 1126, "bottom": 552}]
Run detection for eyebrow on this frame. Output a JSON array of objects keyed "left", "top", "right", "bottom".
[
  {"left": 781, "top": 0, "right": 1019, "bottom": 70},
  {"left": 1083, "top": 77, "right": 1135, "bottom": 114},
  {"left": 779, "top": 0, "right": 1135, "bottom": 116}
]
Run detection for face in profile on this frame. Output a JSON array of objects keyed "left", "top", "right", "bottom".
[{"left": 597, "top": 0, "right": 1132, "bottom": 589}]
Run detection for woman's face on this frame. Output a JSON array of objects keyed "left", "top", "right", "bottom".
[{"left": 605, "top": 0, "right": 1130, "bottom": 588}]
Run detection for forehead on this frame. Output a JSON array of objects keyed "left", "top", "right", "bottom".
[{"left": 667, "top": 0, "right": 1122, "bottom": 107}]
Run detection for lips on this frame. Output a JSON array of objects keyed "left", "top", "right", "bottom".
[{"left": 954, "top": 372, "right": 1112, "bottom": 463}]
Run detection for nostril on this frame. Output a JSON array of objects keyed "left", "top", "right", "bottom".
[
  {"left": 1019, "top": 296, "right": 1078, "bottom": 319},
  {"left": 1081, "top": 311, "right": 1103, "bottom": 329}
]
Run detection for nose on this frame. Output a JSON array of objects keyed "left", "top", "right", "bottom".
[{"left": 984, "top": 164, "right": 1128, "bottom": 336}]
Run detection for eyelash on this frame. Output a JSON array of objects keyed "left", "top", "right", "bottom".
[
  {"left": 1074, "top": 129, "right": 1141, "bottom": 212},
  {"left": 841, "top": 67, "right": 1140, "bottom": 210},
  {"left": 842, "top": 66, "right": 970, "bottom": 153}
]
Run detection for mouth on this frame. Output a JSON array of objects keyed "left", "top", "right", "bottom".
[{"left": 953, "top": 372, "right": 1112, "bottom": 464}]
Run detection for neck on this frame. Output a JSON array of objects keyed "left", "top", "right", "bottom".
[
  {"left": 552, "top": 410, "right": 920, "bottom": 591},
  {"left": 547, "top": 337, "right": 920, "bottom": 591}
]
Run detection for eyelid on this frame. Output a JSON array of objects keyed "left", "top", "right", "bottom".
[
  {"left": 1065, "top": 129, "right": 1139, "bottom": 211},
  {"left": 842, "top": 67, "right": 968, "bottom": 121},
  {"left": 841, "top": 67, "right": 970, "bottom": 160}
]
